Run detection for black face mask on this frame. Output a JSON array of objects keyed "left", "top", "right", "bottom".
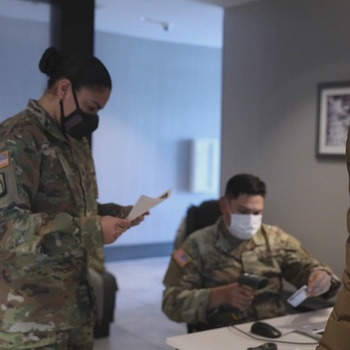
[{"left": 60, "top": 89, "right": 99, "bottom": 139}]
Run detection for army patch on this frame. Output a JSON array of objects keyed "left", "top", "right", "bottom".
[
  {"left": 0, "top": 174, "right": 6, "bottom": 198},
  {"left": 173, "top": 248, "right": 192, "bottom": 268},
  {"left": 0, "top": 152, "right": 9, "bottom": 169}
]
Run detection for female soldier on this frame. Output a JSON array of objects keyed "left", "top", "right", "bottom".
[{"left": 0, "top": 47, "right": 144, "bottom": 349}]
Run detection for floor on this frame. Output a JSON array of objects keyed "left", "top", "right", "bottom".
[{"left": 94, "top": 256, "right": 187, "bottom": 350}]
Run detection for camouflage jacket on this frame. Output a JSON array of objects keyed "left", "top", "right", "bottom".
[
  {"left": 162, "top": 217, "right": 340, "bottom": 328},
  {"left": 0, "top": 100, "right": 124, "bottom": 334}
]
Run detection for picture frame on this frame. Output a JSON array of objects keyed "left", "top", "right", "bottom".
[{"left": 317, "top": 81, "right": 350, "bottom": 157}]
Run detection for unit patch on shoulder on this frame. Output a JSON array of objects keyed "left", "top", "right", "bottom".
[
  {"left": 0, "top": 173, "right": 7, "bottom": 198},
  {"left": 0, "top": 152, "right": 19, "bottom": 207},
  {"left": 0, "top": 152, "right": 9, "bottom": 169},
  {"left": 173, "top": 248, "right": 192, "bottom": 268}
]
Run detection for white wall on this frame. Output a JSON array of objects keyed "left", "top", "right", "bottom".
[
  {"left": 94, "top": 32, "right": 222, "bottom": 246},
  {"left": 221, "top": 0, "right": 350, "bottom": 278},
  {"left": 0, "top": 11, "right": 222, "bottom": 251},
  {"left": 0, "top": 16, "right": 49, "bottom": 118}
]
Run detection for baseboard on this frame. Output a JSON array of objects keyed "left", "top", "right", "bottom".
[{"left": 104, "top": 242, "right": 174, "bottom": 262}]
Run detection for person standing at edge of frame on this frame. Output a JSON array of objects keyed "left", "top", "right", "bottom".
[
  {"left": 317, "top": 127, "right": 350, "bottom": 350},
  {"left": 0, "top": 47, "right": 148, "bottom": 349}
]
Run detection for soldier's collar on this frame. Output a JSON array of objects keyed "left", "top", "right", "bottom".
[{"left": 27, "top": 99, "right": 67, "bottom": 143}]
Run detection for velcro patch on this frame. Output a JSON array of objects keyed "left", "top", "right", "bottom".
[
  {"left": 173, "top": 248, "right": 192, "bottom": 268},
  {"left": 0, "top": 173, "right": 7, "bottom": 198},
  {"left": 0, "top": 152, "right": 9, "bottom": 169}
]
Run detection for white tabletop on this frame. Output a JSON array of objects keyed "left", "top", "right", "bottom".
[{"left": 166, "top": 307, "right": 332, "bottom": 350}]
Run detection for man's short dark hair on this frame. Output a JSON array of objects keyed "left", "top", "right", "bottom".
[{"left": 225, "top": 174, "right": 266, "bottom": 199}]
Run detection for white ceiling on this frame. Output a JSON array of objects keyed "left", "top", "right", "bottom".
[{"left": 0, "top": 0, "right": 257, "bottom": 48}]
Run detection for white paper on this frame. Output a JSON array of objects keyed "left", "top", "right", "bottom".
[
  {"left": 287, "top": 285, "right": 308, "bottom": 307},
  {"left": 126, "top": 189, "right": 172, "bottom": 221}
]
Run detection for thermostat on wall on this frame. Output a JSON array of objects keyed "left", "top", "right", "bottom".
[{"left": 189, "top": 138, "right": 219, "bottom": 194}]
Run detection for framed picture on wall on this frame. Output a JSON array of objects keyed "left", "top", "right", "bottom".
[{"left": 317, "top": 81, "right": 350, "bottom": 156}]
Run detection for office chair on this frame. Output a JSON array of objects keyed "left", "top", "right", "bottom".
[{"left": 174, "top": 199, "right": 221, "bottom": 250}]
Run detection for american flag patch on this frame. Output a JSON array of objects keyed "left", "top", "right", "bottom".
[
  {"left": 0, "top": 152, "right": 9, "bottom": 169},
  {"left": 173, "top": 248, "right": 192, "bottom": 267}
]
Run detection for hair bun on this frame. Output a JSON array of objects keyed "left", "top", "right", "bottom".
[{"left": 39, "top": 47, "right": 63, "bottom": 76}]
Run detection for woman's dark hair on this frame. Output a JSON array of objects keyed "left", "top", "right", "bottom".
[
  {"left": 39, "top": 47, "right": 112, "bottom": 91},
  {"left": 225, "top": 173, "right": 266, "bottom": 199}
]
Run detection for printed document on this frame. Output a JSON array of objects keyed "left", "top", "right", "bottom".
[{"left": 127, "top": 189, "right": 172, "bottom": 221}]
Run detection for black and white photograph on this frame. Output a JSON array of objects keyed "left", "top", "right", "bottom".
[{"left": 317, "top": 81, "right": 350, "bottom": 156}]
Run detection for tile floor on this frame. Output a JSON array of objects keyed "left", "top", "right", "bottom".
[{"left": 94, "top": 256, "right": 186, "bottom": 350}]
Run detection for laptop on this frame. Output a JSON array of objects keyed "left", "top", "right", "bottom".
[
  {"left": 292, "top": 320, "right": 326, "bottom": 340},
  {"left": 284, "top": 285, "right": 330, "bottom": 340},
  {"left": 281, "top": 309, "right": 331, "bottom": 340}
]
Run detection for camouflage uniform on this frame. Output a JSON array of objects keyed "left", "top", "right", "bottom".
[
  {"left": 0, "top": 100, "right": 126, "bottom": 349},
  {"left": 162, "top": 217, "right": 340, "bottom": 331},
  {"left": 317, "top": 127, "right": 350, "bottom": 350}
]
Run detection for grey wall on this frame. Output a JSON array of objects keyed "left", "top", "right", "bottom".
[
  {"left": 93, "top": 32, "right": 222, "bottom": 247},
  {"left": 221, "top": 0, "right": 350, "bottom": 278}
]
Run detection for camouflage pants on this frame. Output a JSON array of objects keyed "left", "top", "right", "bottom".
[{"left": 0, "top": 323, "right": 94, "bottom": 349}]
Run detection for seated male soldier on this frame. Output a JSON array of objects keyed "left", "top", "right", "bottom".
[{"left": 162, "top": 173, "right": 341, "bottom": 332}]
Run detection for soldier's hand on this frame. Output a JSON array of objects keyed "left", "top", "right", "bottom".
[
  {"left": 101, "top": 216, "right": 131, "bottom": 244},
  {"left": 307, "top": 270, "right": 332, "bottom": 297},
  {"left": 130, "top": 211, "right": 150, "bottom": 227},
  {"left": 226, "top": 283, "right": 255, "bottom": 310}
]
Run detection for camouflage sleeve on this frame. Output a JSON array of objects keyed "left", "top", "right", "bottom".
[
  {"left": 0, "top": 143, "right": 103, "bottom": 260},
  {"left": 277, "top": 229, "right": 340, "bottom": 296},
  {"left": 162, "top": 246, "right": 211, "bottom": 324},
  {"left": 89, "top": 247, "right": 106, "bottom": 274},
  {"left": 97, "top": 203, "right": 132, "bottom": 218}
]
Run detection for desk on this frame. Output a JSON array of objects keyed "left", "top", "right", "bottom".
[{"left": 166, "top": 307, "right": 332, "bottom": 350}]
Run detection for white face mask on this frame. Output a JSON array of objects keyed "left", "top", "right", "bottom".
[{"left": 228, "top": 213, "right": 262, "bottom": 240}]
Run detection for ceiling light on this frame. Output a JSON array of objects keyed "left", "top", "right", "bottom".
[{"left": 139, "top": 16, "right": 173, "bottom": 32}]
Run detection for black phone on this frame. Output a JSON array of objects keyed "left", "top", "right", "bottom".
[{"left": 247, "top": 342, "right": 277, "bottom": 350}]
